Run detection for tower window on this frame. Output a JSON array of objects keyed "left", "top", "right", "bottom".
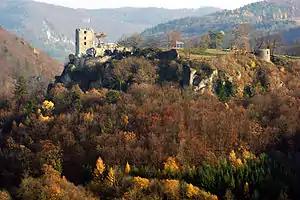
[
  {"left": 84, "top": 42, "right": 87, "bottom": 45},
  {"left": 84, "top": 31, "right": 87, "bottom": 34},
  {"left": 84, "top": 36, "right": 87, "bottom": 40}
]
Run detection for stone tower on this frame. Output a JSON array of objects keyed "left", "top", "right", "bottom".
[
  {"left": 255, "top": 49, "right": 271, "bottom": 62},
  {"left": 75, "top": 28, "right": 95, "bottom": 57}
]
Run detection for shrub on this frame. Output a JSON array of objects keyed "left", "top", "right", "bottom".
[{"left": 105, "top": 90, "right": 120, "bottom": 104}]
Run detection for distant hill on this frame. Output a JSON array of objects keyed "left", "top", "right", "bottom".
[
  {"left": 141, "top": 1, "right": 300, "bottom": 41},
  {"left": 0, "top": 0, "right": 220, "bottom": 62},
  {"left": 0, "top": 27, "right": 63, "bottom": 96}
]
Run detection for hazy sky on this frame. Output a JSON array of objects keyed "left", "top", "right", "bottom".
[{"left": 34, "top": 0, "right": 259, "bottom": 10}]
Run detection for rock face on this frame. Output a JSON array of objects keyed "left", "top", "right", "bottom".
[
  {"left": 57, "top": 47, "right": 278, "bottom": 102},
  {"left": 52, "top": 49, "right": 293, "bottom": 104},
  {"left": 192, "top": 69, "right": 219, "bottom": 92},
  {"left": 55, "top": 48, "right": 181, "bottom": 90},
  {"left": 156, "top": 49, "right": 179, "bottom": 60}
]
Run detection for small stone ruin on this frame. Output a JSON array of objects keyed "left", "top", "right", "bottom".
[{"left": 255, "top": 49, "right": 271, "bottom": 62}]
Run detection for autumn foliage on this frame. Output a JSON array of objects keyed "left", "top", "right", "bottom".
[{"left": 0, "top": 54, "right": 300, "bottom": 199}]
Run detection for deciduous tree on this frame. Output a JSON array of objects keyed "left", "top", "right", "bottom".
[
  {"left": 164, "top": 30, "right": 181, "bottom": 48},
  {"left": 117, "top": 33, "right": 144, "bottom": 49},
  {"left": 233, "top": 23, "right": 252, "bottom": 51}
]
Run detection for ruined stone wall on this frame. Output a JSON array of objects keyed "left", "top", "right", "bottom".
[
  {"left": 75, "top": 28, "right": 95, "bottom": 57},
  {"left": 95, "top": 44, "right": 132, "bottom": 57}
]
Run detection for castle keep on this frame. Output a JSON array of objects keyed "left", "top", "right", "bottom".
[
  {"left": 75, "top": 28, "right": 95, "bottom": 57},
  {"left": 75, "top": 28, "right": 132, "bottom": 57}
]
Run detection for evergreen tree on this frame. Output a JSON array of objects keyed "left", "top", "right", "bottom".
[{"left": 13, "top": 76, "right": 28, "bottom": 112}]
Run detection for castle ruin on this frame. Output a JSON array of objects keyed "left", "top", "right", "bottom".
[
  {"left": 75, "top": 28, "right": 95, "bottom": 57},
  {"left": 75, "top": 28, "right": 132, "bottom": 58},
  {"left": 255, "top": 49, "right": 271, "bottom": 62}
]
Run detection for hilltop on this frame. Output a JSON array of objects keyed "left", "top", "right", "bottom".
[
  {"left": 0, "top": 0, "right": 220, "bottom": 62},
  {"left": 0, "top": 27, "right": 63, "bottom": 96},
  {"left": 141, "top": 1, "right": 300, "bottom": 41},
  {"left": 1, "top": 45, "right": 300, "bottom": 199}
]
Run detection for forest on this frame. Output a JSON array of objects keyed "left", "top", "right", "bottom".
[
  {"left": 0, "top": 50, "right": 300, "bottom": 200},
  {"left": 141, "top": 1, "right": 300, "bottom": 44}
]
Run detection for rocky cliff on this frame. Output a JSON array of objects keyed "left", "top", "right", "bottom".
[{"left": 53, "top": 48, "right": 295, "bottom": 102}]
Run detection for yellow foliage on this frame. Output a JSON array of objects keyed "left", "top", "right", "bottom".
[
  {"left": 242, "top": 150, "right": 251, "bottom": 160},
  {"left": 186, "top": 183, "right": 201, "bottom": 198},
  {"left": 250, "top": 60, "right": 256, "bottom": 68},
  {"left": 39, "top": 114, "right": 53, "bottom": 122},
  {"left": 106, "top": 167, "right": 115, "bottom": 187},
  {"left": 122, "top": 114, "right": 129, "bottom": 126},
  {"left": 94, "top": 157, "right": 105, "bottom": 178},
  {"left": 132, "top": 176, "right": 150, "bottom": 190},
  {"left": 280, "top": 67, "right": 285, "bottom": 73},
  {"left": 162, "top": 179, "right": 180, "bottom": 198},
  {"left": 186, "top": 183, "right": 218, "bottom": 199},
  {"left": 125, "top": 162, "right": 130, "bottom": 175},
  {"left": 229, "top": 148, "right": 256, "bottom": 167},
  {"left": 198, "top": 190, "right": 218, "bottom": 200},
  {"left": 229, "top": 150, "right": 236, "bottom": 162},
  {"left": 83, "top": 112, "right": 94, "bottom": 124},
  {"left": 123, "top": 131, "right": 136, "bottom": 141},
  {"left": 19, "top": 164, "right": 97, "bottom": 200},
  {"left": 229, "top": 150, "right": 243, "bottom": 167},
  {"left": 42, "top": 100, "right": 55, "bottom": 112},
  {"left": 163, "top": 157, "right": 180, "bottom": 174},
  {"left": 236, "top": 158, "right": 243, "bottom": 166}
]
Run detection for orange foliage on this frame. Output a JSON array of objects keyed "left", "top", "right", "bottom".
[
  {"left": 163, "top": 157, "right": 180, "bottom": 174},
  {"left": 0, "top": 190, "right": 11, "bottom": 200},
  {"left": 132, "top": 176, "right": 150, "bottom": 190}
]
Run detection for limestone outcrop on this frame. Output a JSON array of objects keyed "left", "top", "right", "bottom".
[
  {"left": 54, "top": 48, "right": 283, "bottom": 102},
  {"left": 54, "top": 48, "right": 181, "bottom": 91}
]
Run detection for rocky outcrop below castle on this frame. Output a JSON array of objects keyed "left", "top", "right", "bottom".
[
  {"left": 55, "top": 48, "right": 181, "bottom": 90},
  {"left": 53, "top": 48, "right": 289, "bottom": 101}
]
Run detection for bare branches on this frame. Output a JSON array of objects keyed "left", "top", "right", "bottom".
[
  {"left": 117, "top": 33, "right": 144, "bottom": 49},
  {"left": 164, "top": 30, "right": 181, "bottom": 48}
]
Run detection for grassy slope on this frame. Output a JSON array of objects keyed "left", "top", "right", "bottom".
[{"left": 0, "top": 27, "right": 63, "bottom": 96}]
